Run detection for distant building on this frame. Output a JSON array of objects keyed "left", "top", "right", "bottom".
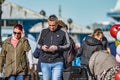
[
  {"left": 106, "top": 0, "right": 120, "bottom": 43},
  {"left": 1, "top": 27, "right": 13, "bottom": 42},
  {"left": 90, "top": 21, "right": 114, "bottom": 31},
  {"left": 107, "top": 0, "right": 120, "bottom": 22},
  {"left": 1, "top": 1, "right": 47, "bottom": 41},
  {"left": 29, "top": 20, "right": 93, "bottom": 43},
  {"left": 89, "top": 0, "right": 120, "bottom": 44},
  {"left": 2, "top": 1, "right": 93, "bottom": 44}
]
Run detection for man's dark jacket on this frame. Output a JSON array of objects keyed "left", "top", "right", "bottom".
[{"left": 38, "top": 27, "right": 70, "bottom": 63}]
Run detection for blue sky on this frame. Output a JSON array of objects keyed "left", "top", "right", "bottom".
[{"left": 7, "top": 0, "right": 117, "bottom": 26}]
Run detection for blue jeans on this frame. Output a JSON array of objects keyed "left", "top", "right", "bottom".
[
  {"left": 7, "top": 75, "right": 24, "bottom": 80},
  {"left": 41, "top": 62, "right": 63, "bottom": 80}
]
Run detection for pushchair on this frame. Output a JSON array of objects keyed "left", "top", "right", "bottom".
[{"left": 63, "top": 65, "right": 94, "bottom": 80}]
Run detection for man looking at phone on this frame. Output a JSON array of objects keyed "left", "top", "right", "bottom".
[{"left": 37, "top": 14, "right": 70, "bottom": 80}]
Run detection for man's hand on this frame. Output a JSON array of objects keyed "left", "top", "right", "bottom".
[
  {"left": 48, "top": 45, "right": 58, "bottom": 52},
  {"left": 42, "top": 45, "right": 58, "bottom": 52},
  {"left": 29, "top": 64, "right": 34, "bottom": 73},
  {"left": 41, "top": 45, "right": 49, "bottom": 52}
]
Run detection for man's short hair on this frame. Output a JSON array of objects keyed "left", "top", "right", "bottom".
[{"left": 48, "top": 14, "right": 58, "bottom": 21}]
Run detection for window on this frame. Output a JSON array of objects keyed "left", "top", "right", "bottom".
[
  {"left": 1, "top": 20, "right": 4, "bottom": 26},
  {"left": 6, "top": 20, "right": 18, "bottom": 26}
]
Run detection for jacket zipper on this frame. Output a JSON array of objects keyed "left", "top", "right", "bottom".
[
  {"left": 51, "top": 32, "right": 53, "bottom": 44},
  {"left": 9, "top": 42, "right": 17, "bottom": 74}
]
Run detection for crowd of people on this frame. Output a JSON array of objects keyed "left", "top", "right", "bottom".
[{"left": 0, "top": 14, "right": 120, "bottom": 80}]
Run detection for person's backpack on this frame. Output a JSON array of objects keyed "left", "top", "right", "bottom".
[{"left": 63, "top": 37, "right": 77, "bottom": 69}]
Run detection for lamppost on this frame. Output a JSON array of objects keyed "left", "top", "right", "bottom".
[
  {"left": 67, "top": 18, "right": 73, "bottom": 35},
  {"left": 40, "top": 10, "right": 46, "bottom": 28},
  {"left": 0, "top": 0, "right": 5, "bottom": 47},
  {"left": 36, "top": 10, "right": 46, "bottom": 42}
]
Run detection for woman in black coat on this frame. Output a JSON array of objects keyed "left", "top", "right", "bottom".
[{"left": 77, "top": 29, "right": 104, "bottom": 66}]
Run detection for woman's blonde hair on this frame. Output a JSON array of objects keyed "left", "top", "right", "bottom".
[
  {"left": 92, "top": 28, "right": 103, "bottom": 37},
  {"left": 58, "top": 20, "right": 68, "bottom": 30}
]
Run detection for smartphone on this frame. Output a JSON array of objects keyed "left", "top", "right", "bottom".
[{"left": 46, "top": 46, "right": 49, "bottom": 49}]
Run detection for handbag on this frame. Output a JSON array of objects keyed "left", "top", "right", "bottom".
[{"left": 33, "top": 48, "right": 42, "bottom": 59}]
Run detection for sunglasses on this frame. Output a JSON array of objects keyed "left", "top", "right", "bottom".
[{"left": 13, "top": 32, "right": 21, "bottom": 35}]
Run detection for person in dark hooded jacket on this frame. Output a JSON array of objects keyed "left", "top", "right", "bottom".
[
  {"left": 77, "top": 29, "right": 104, "bottom": 66},
  {"left": 76, "top": 29, "right": 104, "bottom": 79}
]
